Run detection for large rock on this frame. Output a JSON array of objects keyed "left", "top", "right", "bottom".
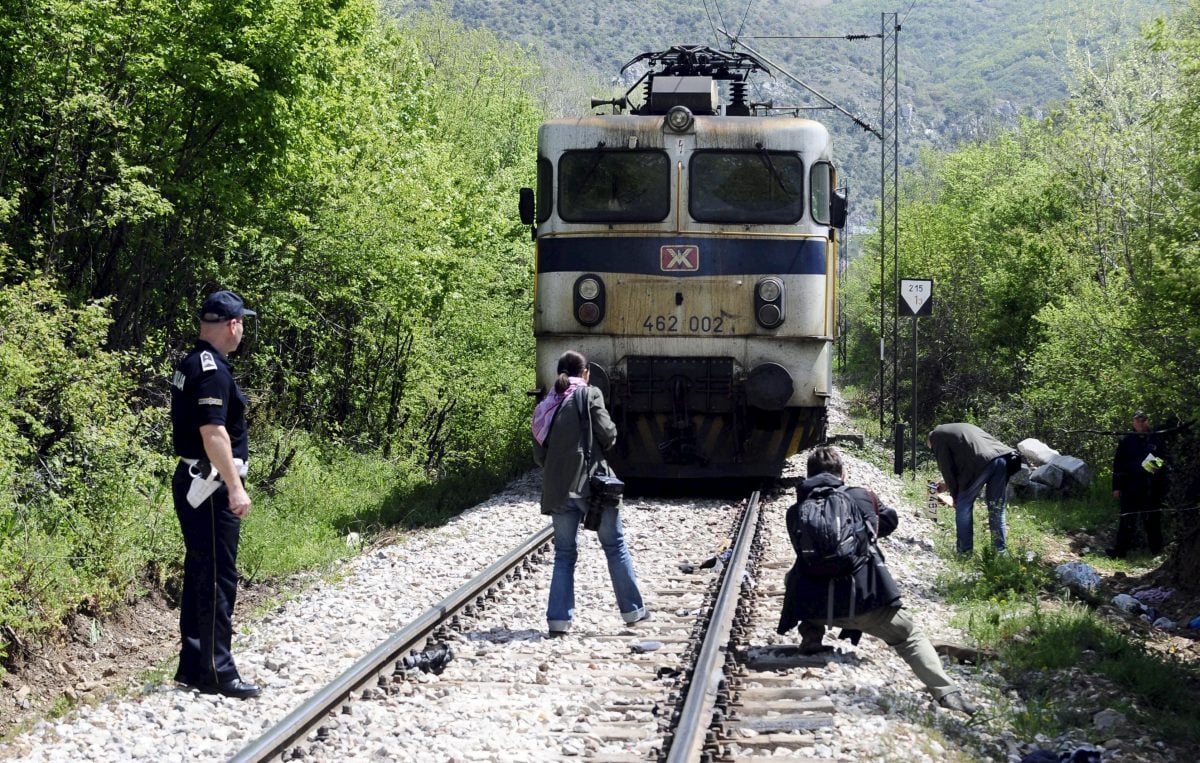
[
  {"left": 1007, "top": 465, "right": 1032, "bottom": 501},
  {"left": 1009, "top": 466, "right": 1055, "bottom": 501},
  {"left": 1030, "top": 463, "right": 1065, "bottom": 489},
  {"left": 1018, "top": 438, "right": 1060, "bottom": 467},
  {"left": 1049, "top": 454, "right": 1093, "bottom": 488}
]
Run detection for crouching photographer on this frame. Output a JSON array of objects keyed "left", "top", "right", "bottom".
[{"left": 532, "top": 350, "right": 649, "bottom": 637}]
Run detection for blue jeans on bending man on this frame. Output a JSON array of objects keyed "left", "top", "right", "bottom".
[
  {"left": 954, "top": 456, "right": 1009, "bottom": 554},
  {"left": 547, "top": 497, "right": 646, "bottom": 633}
]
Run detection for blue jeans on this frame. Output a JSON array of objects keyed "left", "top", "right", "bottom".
[
  {"left": 547, "top": 497, "right": 645, "bottom": 632},
  {"left": 954, "top": 456, "right": 1009, "bottom": 554}
]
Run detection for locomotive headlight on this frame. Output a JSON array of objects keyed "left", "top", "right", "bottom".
[
  {"left": 757, "top": 278, "right": 782, "bottom": 302},
  {"left": 665, "top": 105, "right": 694, "bottom": 133},
  {"left": 577, "top": 302, "right": 601, "bottom": 324},
  {"left": 757, "top": 304, "right": 783, "bottom": 327},
  {"left": 574, "top": 273, "right": 606, "bottom": 326},
  {"left": 754, "top": 277, "right": 785, "bottom": 329},
  {"left": 578, "top": 277, "right": 601, "bottom": 300}
]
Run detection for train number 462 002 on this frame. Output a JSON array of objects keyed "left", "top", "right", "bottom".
[{"left": 642, "top": 315, "right": 726, "bottom": 334}]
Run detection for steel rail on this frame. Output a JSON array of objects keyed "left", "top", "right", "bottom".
[
  {"left": 230, "top": 523, "right": 554, "bottom": 763},
  {"left": 665, "top": 490, "right": 761, "bottom": 763}
]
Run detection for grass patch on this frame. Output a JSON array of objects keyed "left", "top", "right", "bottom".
[
  {"left": 941, "top": 545, "right": 1051, "bottom": 603},
  {"left": 238, "top": 430, "right": 526, "bottom": 582},
  {"left": 941, "top": 541, "right": 1200, "bottom": 746},
  {"left": 954, "top": 597, "right": 1200, "bottom": 744}
]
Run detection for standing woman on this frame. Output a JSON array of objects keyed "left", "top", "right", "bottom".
[{"left": 532, "top": 351, "right": 648, "bottom": 636}]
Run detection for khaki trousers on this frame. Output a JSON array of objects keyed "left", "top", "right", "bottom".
[{"left": 798, "top": 606, "right": 956, "bottom": 700}]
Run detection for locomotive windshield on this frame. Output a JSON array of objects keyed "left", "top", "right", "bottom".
[
  {"left": 689, "top": 150, "right": 804, "bottom": 224},
  {"left": 558, "top": 150, "right": 670, "bottom": 223}
]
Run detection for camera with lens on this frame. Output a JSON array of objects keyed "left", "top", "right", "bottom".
[{"left": 584, "top": 473, "right": 624, "bottom": 531}]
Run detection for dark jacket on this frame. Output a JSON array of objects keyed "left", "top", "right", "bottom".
[
  {"left": 777, "top": 473, "right": 902, "bottom": 632},
  {"left": 533, "top": 385, "right": 616, "bottom": 515},
  {"left": 929, "top": 422, "right": 1018, "bottom": 497},
  {"left": 1112, "top": 431, "right": 1165, "bottom": 497}
]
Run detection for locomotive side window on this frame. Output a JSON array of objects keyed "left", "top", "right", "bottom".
[
  {"left": 689, "top": 151, "right": 804, "bottom": 224},
  {"left": 811, "top": 161, "right": 834, "bottom": 225},
  {"left": 558, "top": 150, "right": 671, "bottom": 222},
  {"left": 536, "top": 157, "right": 553, "bottom": 223}
]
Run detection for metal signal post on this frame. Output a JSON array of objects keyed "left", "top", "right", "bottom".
[
  {"left": 898, "top": 278, "right": 933, "bottom": 475},
  {"left": 721, "top": 15, "right": 901, "bottom": 443}
]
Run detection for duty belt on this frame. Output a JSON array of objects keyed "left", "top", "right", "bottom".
[{"left": 180, "top": 457, "right": 249, "bottom": 478}]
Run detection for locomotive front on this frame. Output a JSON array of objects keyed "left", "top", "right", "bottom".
[{"left": 519, "top": 46, "right": 846, "bottom": 479}]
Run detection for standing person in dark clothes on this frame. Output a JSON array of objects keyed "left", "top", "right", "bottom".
[
  {"left": 169, "top": 290, "right": 260, "bottom": 699},
  {"left": 778, "top": 446, "right": 977, "bottom": 715},
  {"left": 928, "top": 423, "right": 1022, "bottom": 555},
  {"left": 1108, "top": 410, "right": 1168, "bottom": 559}
]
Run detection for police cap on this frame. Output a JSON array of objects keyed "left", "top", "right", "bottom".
[{"left": 200, "top": 290, "right": 256, "bottom": 322}]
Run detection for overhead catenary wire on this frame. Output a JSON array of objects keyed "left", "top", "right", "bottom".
[
  {"left": 901, "top": 0, "right": 923, "bottom": 26},
  {"left": 718, "top": 27, "right": 881, "bottom": 138},
  {"left": 701, "top": 0, "right": 723, "bottom": 50},
  {"left": 735, "top": 0, "right": 755, "bottom": 40}
]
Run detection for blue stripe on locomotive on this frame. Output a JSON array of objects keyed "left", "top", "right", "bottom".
[{"left": 538, "top": 237, "right": 827, "bottom": 276}]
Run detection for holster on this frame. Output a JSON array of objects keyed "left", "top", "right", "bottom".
[{"left": 186, "top": 460, "right": 224, "bottom": 507}]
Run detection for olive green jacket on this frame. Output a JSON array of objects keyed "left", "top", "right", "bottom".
[
  {"left": 928, "top": 422, "right": 1017, "bottom": 498},
  {"left": 533, "top": 385, "right": 617, "bottom": 515}
]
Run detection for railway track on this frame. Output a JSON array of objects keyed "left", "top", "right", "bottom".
[
  {"left": 227, "top": 484, "right": 872, "bottom": 763},
  {"left": 229, "top": 490, "right": 787, "bottom": 762},
  {"left": 4, "top": 450, "right": 1009, "bottom": 763}
]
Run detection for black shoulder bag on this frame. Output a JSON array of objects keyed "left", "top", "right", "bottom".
[{"left": 575, "top": 387, "right": 624, "bottom": 530}]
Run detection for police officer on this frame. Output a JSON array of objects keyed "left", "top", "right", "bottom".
[
  {"left": 169, "top": 290, "right": 260, "bottom": 698},
  {"left": 1108, "top": 410, "right": 1168, "bottom": 559}
]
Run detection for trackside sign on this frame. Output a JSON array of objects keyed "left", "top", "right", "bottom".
[{"left": 898, "top": 278, "right": 934, "bottom": 317}]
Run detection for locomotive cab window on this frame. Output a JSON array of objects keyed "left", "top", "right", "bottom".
[
  {"left": 689, "top": 150, "right": 804, "bottom": 224},
  {"left": 558, "top": 150, "right": 670, "bottom": 222},
  {"left": 536, "top": 157, "right": 553, "bottom": 223},
  {"left": 811, "top": 161, "right": 835, "bottom": 225}
]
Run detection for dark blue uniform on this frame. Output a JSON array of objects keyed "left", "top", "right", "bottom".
[
  {"left": 170, "top": 339, "right": 249, "bottom": 686},
  {"left": 1111, "top": 430, "right": 1167, "bottom": 557}
]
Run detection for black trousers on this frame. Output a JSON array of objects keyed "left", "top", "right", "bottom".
[
  {"left": 1113, "top": 489, "right": 1164, "bottom": 557},
  {"left": 172, "top": 462, "right": 242, "bottom": 684}
]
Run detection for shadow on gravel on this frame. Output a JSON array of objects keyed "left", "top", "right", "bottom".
[
  {"left": 461, "top": 627, "right": 547, "bottom": 643},
  {"left": 624, "top": 477, "right": 771, "bottom": 501}
]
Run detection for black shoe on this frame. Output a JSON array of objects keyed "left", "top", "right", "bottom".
[
  {"left": 799, "top": 633, "right": 832, "bottom": 655},
  {"left": 200, "top": 679, "right": 262, "bottom": 699},
  {"left": 937, "top": 691, "right": 978, "bottom": 716}
]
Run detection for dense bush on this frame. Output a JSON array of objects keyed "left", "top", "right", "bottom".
[
  {"left": 842, "top": 2, "right": 1200, "bottom": 572},
  {"left": 0, "top": 269, "right": 174, "bottom": 655},
  {"left": 0, "top": 4, "right": 547, "bottom": 661}
]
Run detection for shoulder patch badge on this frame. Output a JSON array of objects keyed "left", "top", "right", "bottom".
[
  {"left": 200, "top": 351, "right": 218, "bottom": 372},
  {"left": 198, "top": 397, "right": 224, "bottom": 407}
]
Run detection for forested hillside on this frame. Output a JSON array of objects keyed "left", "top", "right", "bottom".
[
  {"left": 841, "top": 3, "right": 1200, "bottom": 575},
  {"left": 393, "top": 0, "right": 1166, "bottom": 197}
]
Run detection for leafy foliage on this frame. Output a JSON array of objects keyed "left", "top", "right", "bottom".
[
  {"left": 0, "top": 270, "right": 173, "bottom": 648},
  {"left": 0, "top": 4, "right": 545, "bottom": 657},
  {"left": 844, "top": 1, "right": 1200, "bottom": 579}
]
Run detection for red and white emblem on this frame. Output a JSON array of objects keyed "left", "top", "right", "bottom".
[{"left": 660, "top": 245, "right": 699, "bottom": 271}]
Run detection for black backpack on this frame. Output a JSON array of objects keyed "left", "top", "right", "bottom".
[{"left": 793, "top": 485, "right": 875, "bottom": 577}]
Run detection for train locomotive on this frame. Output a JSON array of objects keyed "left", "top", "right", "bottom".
[{"left": 519, "top": 45, "right": 846, "bottom": 479}]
